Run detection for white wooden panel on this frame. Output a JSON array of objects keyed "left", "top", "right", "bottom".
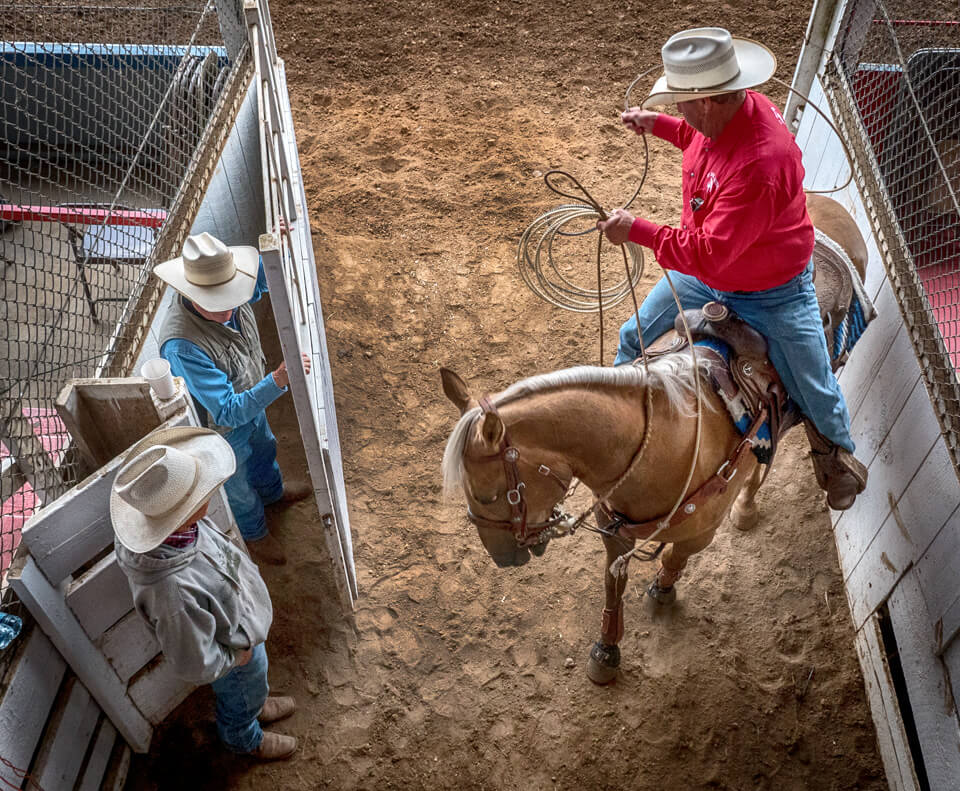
[
  {"left": 846, "top": 509, "right": 909, "bottom": 628},
  {"left": 810, "top": 132, "right": 848, "bottom": 194},
  {"left": 21, "top": 465, "right": 118, "bottom": 587},
  {"left": 793, "top": 75, "right": 822, "bottom": 147},
  {"left": 854, "top": 618, "right": 919, "bottom": 791},
  {"left": 859, "top": 214, "right": 887, "bottom": 302},
  {"left": 847, "top": 325, "right": 917, "bottom": 457},
  {"left": 914, "top": 505, "right": 960, "bottom": 634},
  {"left": 837, "top": 279, "right": 905, "bottom": 421},
  {"left": 98, "top": 610, "right": 161, "bottom": 684},
  {"left": 0, "top": 628, "right": 66, "bottom": 774},
  {"left": 888, "top": 571, "right": 960, "bottom": 789},
  {"left": 66, "top": 553, "right": 134, "bottom": 640},
  {"left": 834, "top": 379, "right": 941, "bottom": 573},
  {"left": 128, "top": 657, "right": 193, "bottom": 725},
  {"left": 31, "top": 678, "right": 101, "bottom": 791},
  {"left": 8, "top": 555, "right": 152, "bottom": 752},
  {"left": 796, "top": 77, "right": 825, "bottom": 167},
  {"left": 846, "top": 440, "right": 957, "bottom": 628},
  {"left": 100, "top": 743, "right": 131, "bottom": 791},
  {"left": 944, "top": 637, "right": 960, "bottom": 722},
  {"left": 894, "top": 438, "right": 960, "bottom": 556},
  {"left": 938, "top": 593, "right": 960, "bottom": 659},
  {"left": 76, "top": 718, "right": 117, "bottom": 791}
]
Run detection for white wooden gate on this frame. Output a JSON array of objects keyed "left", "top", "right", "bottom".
[
  {"left": 245, "top": 0, "right": 358, "bottom": 610},
  {"left": 8, "top": 378, "right": 241, "bottom": 755},
  {"left": 790, "top": 1, "right": 960, "bottom": 788}
]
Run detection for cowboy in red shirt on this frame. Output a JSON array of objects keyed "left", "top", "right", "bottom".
[{"left": 598, "top": 28, "right": 867, "bottom": 510}]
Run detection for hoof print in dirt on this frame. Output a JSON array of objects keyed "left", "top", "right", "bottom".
[{"left": 586, "top": 641, "right": 620, "bottom": 685}]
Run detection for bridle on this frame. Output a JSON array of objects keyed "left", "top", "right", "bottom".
[{"left": 463, "top": 397, "right": 573, "bottom": 547}]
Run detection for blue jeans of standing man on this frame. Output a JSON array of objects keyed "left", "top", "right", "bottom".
[
  {"left": 223, "top": 412, "right": 285, "bottom": 541},
  {"left": 614, "top": 261, "right": 855, "bottom": 452},
  {"left": 210, "top": 643, "right": 269, "bottom": 753}
]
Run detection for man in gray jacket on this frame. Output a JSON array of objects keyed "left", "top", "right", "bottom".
[{"left": 111, "top": 425, "right": 297, "bottom": 761}]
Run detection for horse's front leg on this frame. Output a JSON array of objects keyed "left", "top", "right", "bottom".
[
  {"left": 585, "top": 530, "right": 635, "bottom": 685},
  {"left": 647, "top": 528, "right": 717, "bottom": 605},
  {"left": 730, "top": 462, "right": 765, "bottom": 531}
]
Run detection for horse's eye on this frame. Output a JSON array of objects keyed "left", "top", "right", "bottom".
[{"left": 475, "top": 492, "right": 499, "bottom": 505}]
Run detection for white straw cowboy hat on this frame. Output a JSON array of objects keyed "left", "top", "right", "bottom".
[
  {"left": 641, "top": 28, "right": 777, "bottom": 109},
  {"left": 153, "top": 232, "right": 259, "bottom": 312},
  {"left": 110, "top": 426, "right": 236, "bottom": 553}
]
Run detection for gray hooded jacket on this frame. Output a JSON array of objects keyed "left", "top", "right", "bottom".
[{"left": 115, "top": 517, "right": 273, "bottom": 685}]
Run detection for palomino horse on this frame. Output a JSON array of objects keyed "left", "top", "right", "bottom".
[{"left": 441, "top": 194, "right": 868, "bottom": 684}]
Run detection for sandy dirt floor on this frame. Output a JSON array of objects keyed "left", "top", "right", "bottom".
[{"left": 130, "top": 0, "right": 887, "bottom": 788}]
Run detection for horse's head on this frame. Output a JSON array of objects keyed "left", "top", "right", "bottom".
[{"left": 441, "top": 368, "right": 572, "bottom": 568}]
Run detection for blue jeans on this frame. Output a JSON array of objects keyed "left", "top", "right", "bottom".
[
  {"left": 210, "top": 643, "right": 269, "bottom": 753},
  {"left": 615, "top": 263, "right": 855, "bottom": 452},
  {"left": 222, "top": 412, "right": 285, "bottom": 541}
]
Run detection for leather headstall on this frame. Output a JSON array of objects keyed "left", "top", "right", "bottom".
[{"left": 462, "top": 397, "right": 569, "bottom": 546}]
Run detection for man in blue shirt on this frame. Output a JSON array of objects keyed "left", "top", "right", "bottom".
[{"left": 154, "top": 233, "right": 310, "bottom": 565}]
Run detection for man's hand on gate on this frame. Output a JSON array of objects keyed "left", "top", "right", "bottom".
[
  {"left": 596, "top": 208, "right": 635, "bottom": 246},
  {"left": 621, "top": 108, "right": 658, "bottom": 135},
  {"left": 272, "top": 353, "right": 311, "bottom": 388}
]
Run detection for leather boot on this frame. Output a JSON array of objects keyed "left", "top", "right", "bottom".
[
  {"left": 251, "top": 731, "right": 297, "bottom": 761},
  {"left": 804, "top": 421, "right": 867, "bottom": 510},
  {"left": 259, "top": 696, "right": 296, "bottom": 724},
  {"left": 246, "top": 533, "right": 286, "bottom": 566},
  {"left": 268, "top": 481, "right": 312, "bottom": 507}
]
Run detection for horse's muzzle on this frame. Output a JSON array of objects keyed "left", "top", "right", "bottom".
[{"left": 489, "top": 547, "right": 531, "bottom": 567}]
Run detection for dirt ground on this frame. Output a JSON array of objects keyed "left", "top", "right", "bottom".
[{"left": 130, "top": 1, "right": 887, "bottom": 789}]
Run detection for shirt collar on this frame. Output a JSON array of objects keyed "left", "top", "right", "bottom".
[{"left": 712, "top": 90, "right": 755, "bottom": 147}]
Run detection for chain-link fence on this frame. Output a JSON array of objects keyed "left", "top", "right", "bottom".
[
  {"left": 823, "top": 0, "right": 960, "bottom": 475},
  {"left": 0, "top": 0, "right": 253, "bottom": 587}
]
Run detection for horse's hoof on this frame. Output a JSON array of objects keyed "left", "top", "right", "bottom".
[
  {"left": 586, "top": 641, "right": 620, "bottom": 685},
  {"left": 732, "top": 504, "right": 759, "bottom": 532},
  {"left": 646, "top": 579, "right": 677, "bottom": 606}
]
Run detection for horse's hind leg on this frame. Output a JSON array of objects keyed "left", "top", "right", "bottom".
[
  {"left": 647, "top": 529, "right": 717, "bottom": 605},
  {"left": 585, "top": 530, "right": 635, "bottom": 685},
  {"left": 731, "top": 463, "right": 765, "bottom": 532}
]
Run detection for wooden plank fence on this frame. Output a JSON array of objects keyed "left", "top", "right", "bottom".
[{"left": 5, "top": 378, "right": 242, "bottom": 768}]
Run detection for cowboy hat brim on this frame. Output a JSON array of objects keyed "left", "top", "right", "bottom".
[
  {"left": 153, "top": 245, "right": 260, "bottom": 312},
  {"left": 641, "top": 38, "right": 777, "bottom": 109},
  {"left": 109, "top": 426, "right": 236, "bottom": 553}
]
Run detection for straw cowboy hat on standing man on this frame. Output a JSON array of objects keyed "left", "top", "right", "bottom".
[
  {"left": 595, "top": 28, "right": 866, "bottom": 545},
  {"left": 154, "top": 232, "right": 312, "bottom": 566}
]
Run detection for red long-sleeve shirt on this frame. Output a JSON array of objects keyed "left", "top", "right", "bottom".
[{"left": 628, "top": 90, "right": 815, "bottom": 292}]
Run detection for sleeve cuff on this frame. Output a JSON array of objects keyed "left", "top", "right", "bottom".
[
  {"left": 251, "top": 373, "right": 287, "bottom": 407},
  {"left": 628, "top": 217, "right": 660, "bottom": 248}
]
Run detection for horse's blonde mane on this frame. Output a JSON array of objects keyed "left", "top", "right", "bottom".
[{"left": 441, "top": 355, "right": 713, "bottom": 501}]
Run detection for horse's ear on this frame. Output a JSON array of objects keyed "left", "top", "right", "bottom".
[
  {"left": 441, "top": 367, "right": 473, "bottom": 414},
  {"left": 480, "top": 410, "right": 505, "bottom": 448}
]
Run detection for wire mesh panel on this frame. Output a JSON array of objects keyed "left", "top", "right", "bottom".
[
  {"left": 823, "top": 0, "right": 960, "bottom": 476},
  {"left": 0, "top": 0, "right": 252, "bottom": 587}
]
